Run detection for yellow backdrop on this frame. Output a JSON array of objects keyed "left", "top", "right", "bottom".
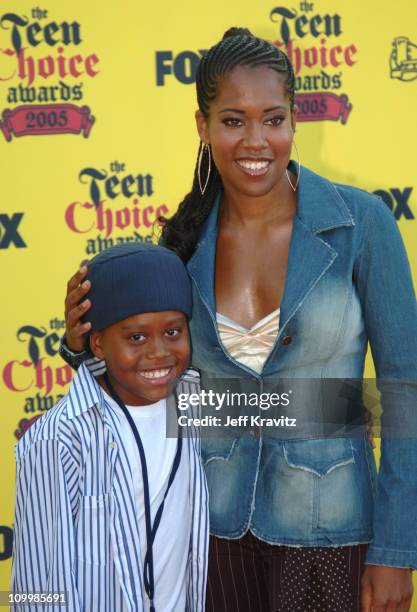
[{"left": 1, "top": 0, "right": 417, "bottom": 603}]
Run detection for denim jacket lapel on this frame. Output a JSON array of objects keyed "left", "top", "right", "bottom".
[
  {"left": 186, "top": 165, "right": 355, "bottom": 336},
  {"left": 278, "top": 216, "right": 338, "bottom": 336}
]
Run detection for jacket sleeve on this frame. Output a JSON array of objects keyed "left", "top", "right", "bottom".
[
  {"left": 12, "top": 419, "right": 81, "bottom": 611},
  {"left": 355, "top": 196, "right": 417, "bottom": 569}
]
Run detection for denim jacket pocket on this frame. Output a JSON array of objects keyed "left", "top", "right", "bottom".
[
  {"left": 201, "top": 437, "right": 239, "bottom": 465},
  {"left": 283, "top": 437, "right": 355, "bottom": 476},
  {"left": 75, "top": 493, "right": 110, "bottom": 566},
  {"left": 281, "top": 438, "right": 363, "bottom": 535}
]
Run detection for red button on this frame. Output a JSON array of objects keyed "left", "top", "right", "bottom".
[{"left": 282, "top": 336, "right": 292, "bottom": 346}]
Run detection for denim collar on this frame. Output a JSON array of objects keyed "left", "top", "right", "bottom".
[
  {"left": 187, "top": 163, "right": 355, "bottom": 329},
  {"left": 293, "top": 162, "right": 355, "bottom": 232},
  {"left": 190, "top": 162, "right": 354, "bottom": 252}
]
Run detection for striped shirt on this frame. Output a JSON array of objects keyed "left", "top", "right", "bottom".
[{"left": 12, "top": 363, "right": 209, "bottom": 612}]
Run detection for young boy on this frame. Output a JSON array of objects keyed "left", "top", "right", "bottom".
[{"left": 12, "top": 243, "right": 209, "bottom": 612}]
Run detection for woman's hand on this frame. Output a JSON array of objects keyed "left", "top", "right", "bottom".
[
  {"left": 64, "top": 265, "right": 92, "bottom": 353},
  {"left": 361, "top": 565, "right": 413, "bottom": 611}
]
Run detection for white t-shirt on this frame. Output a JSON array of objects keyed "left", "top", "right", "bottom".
[{"left": 103, "top": 389, "right": 190, "bottom": 612}]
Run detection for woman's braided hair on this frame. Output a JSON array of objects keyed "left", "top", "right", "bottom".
[{"left": 160, "top": 27, "right": 295, "bottom": 262}]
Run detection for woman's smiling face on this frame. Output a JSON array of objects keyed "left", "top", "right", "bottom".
[{"left": 196, "top": 64, "right": 296, "bottom": 199}]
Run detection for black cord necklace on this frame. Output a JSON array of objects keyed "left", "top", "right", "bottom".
[{"left": 103, "top": 372, "right": 182, "bottom": 612}]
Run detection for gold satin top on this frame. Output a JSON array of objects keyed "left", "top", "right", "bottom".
[{"left": 216, "top": 308, "right": 280, "bottom": 374}]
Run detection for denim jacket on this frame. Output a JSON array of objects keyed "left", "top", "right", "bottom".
[{"left": 187, "top": 163, "right": 417, "bottom": 569}]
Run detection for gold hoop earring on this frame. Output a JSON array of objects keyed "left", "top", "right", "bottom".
[
  {"left": 198, "top": 143, "right": 211, "bottom": 196},
  {"left": 286, "top": 139, "right": 301, "bottom": 192}
]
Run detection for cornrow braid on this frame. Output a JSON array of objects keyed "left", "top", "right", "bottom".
[{"left": 160, "top": 27, "right": 295, "bottom": 262}]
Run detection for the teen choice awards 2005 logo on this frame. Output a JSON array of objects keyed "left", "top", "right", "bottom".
[
  {"left": 155, "top": 3, "right": 356, "bottom": 124},
  {"left": 65, "top": 161, "right": 169, "bottom": 255},
  {"left": 0, "top": 8, "right": 99, "bottom": 141},
  {"left": 271, "top": 2, "right": 356, "bottom": 123},
  {"left": 2, "top": 317, "right": 72, "bottom": 431}
]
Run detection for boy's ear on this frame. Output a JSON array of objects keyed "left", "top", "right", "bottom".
[{"left": 89, "top": 331, "right": 105, "bottom": 359}]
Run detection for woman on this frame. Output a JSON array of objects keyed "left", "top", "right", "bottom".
[{"left": 61, "top": 29, "right": 417, "bottom": 611}]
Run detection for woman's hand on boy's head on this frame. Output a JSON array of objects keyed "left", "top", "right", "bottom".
[{"left": 65, "top": 264, "right": 92, "bottom": 353}]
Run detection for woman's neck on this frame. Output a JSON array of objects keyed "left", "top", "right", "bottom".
[{"left": 219, "top": 174, "right": 296, "bottom": 228}]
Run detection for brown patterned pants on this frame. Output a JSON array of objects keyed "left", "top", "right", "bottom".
[{"left": 206, "top": 531, "right": 368, "bottom": 612}]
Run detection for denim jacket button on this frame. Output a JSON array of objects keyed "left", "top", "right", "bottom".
[{"left": 282, "top": 335, "right": 292, "bottom": 346}]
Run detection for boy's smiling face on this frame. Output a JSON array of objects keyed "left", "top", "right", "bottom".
[{"left": 90, "top": 310, "right": 190, "bottom": 406}]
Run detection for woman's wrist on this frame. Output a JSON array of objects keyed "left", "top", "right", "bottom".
[{"left": 59, "top": 334, "right": 87, "bottom": 370}]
